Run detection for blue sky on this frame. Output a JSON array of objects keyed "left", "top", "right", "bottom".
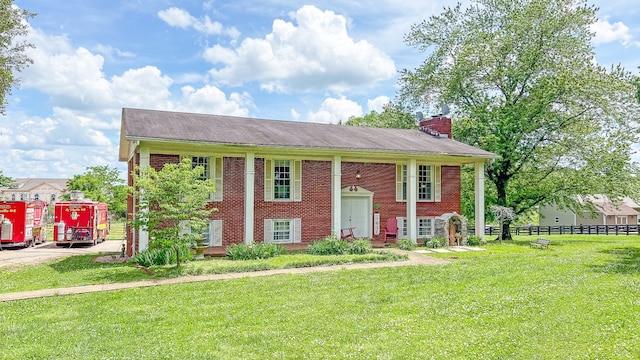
[{"left": 2, "top": 0, "right": 639, "bottom": 179}]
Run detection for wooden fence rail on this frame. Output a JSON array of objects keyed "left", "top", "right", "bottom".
[{"left": 471, "top": 224, "right": 640, "bottom": 236}]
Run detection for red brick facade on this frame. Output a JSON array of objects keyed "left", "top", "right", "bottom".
[{"left": 127, "top": 153, "right": 462, "bottom": 254}]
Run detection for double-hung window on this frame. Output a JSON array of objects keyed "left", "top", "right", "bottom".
[
  {"left": 191, "top": 156, "right": 223, "bottom": 201},
  {"left": 396, "top": 164, "right": 441, "bottom": 202},
  {"left": 264, "top": 218, "right": 301, "bottom": 243},
  {"left": 274, "top": 160, "right": 291, "bottom": 199},
  {"left": 396, "top": 216, "right": 434, "bottom": 239},
  {"left": 264, "top": 159, "right": 302, "bottom": 202},
  {"left": 418, "top": 217, "right": 434, "bottom": 238}
]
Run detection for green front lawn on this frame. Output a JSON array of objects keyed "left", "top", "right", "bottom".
[
  {"left": 1, "top": 235, "right": 639, "bottom": 359},
  {"left": 0, "top": 250, "right": 406, "bottom": 294}
]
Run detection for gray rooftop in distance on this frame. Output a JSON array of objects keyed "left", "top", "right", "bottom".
[{"left": 120, "top": 108, "right": 497, "bottom": 160}]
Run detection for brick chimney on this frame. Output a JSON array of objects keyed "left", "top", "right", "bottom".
[{"left": 419, "top": 115, "right": 452, "bottom": 139}]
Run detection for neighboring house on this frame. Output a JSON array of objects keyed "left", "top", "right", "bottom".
[
  {"left": 539, "top": 195, "right": 639, "bottom": 226},
  {"left": 0, "top": 178, "right": 69, "bottom": 203},
  {"left": 118, "top": 108, "right": 497, "bottom": 256}
]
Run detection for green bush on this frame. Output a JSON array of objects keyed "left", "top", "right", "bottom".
[
  {"left": 307, "top": 236, "right": 373, "bottom": 255},
  {"left": 349, "top": 239, "right": 372, "bottom": 254},
  {"left": 466, "top": 235, "right": 482, "bottom": 246},
  {"left": 227, "top": 242, "right": 287, "bottom": 260},
  {"left": 397, "top": 238, "right": 415, "bottom": 251},
  {"left": 308, "top": 235, "right": 350, "bottom": 255},
  {"left": 132, "top": 245, "right": 194, "bottom": 267},
  {"left": 425, "top": 236, "right": 447, "bottom": 249}
]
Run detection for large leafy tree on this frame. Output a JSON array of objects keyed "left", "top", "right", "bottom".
[
  {"left": 0, "top": 1, "right": 34, "bottom": 114},
  {"left": 66, "top": 165, "right": 127, "bottom": 219},
  {"left": 399, "top": 0, "right": 640, "bottom": 239},
  {"left": 130, "top": 158, "right": 217, "bottom": 268},
  {"left": 343, "top": 103, "right": 417, "bottom": 129}
]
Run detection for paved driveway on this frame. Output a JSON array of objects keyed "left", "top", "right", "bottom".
[{"left": 0, "top": 240, "right": 123, "bottom": 268}]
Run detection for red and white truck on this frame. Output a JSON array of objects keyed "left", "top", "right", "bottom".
[
  {"left": 0, "top": 201, "right": 49, "bottom": 248},
  {"left": 53, "top": 201, "right": 109, "bottom": 246}
]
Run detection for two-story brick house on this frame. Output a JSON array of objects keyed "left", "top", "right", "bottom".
[{"left": 118, "top": 108, "right": 496, "bottom": 255}]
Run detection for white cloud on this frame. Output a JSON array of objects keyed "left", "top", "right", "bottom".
[
  {"left": 157, "top": 7, "right": 240, "bottom": 38},
  {"left": 5, "top": 22, "right": 252, "bottom": 179},
  {"left": 591, "top": 17, "right": 639, "bottom": 46},
  {"left": 110, "top": 66, "right": 173, "bottom": 110},
  {"left": 177, "top": 85, "right": 252, "bottom": 117},
  {"left": 367, "top": 96, "right": 390, "bottom": 113},
  {"left": 93, "top": 44, "right": 136, "bottom": 58},
  {"left": 205, "top": 5, "right": 396, "bottom": 93},
  {"left": 305, "top": 96, "right": 362, "bottom": 124}
]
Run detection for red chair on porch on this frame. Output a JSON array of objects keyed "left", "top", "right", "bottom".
[{"left": 383, "top": 217, "right": 398, "bottom": 243}]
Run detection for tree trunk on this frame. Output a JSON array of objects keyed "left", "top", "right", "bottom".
[
  {"left": 501, "top": 221, "right": 512, "bottom": 241},
  {"left": 495, "top": 171, "right": 513, "bottom": 241},
  {"left": 175, "top": 244, "right": 181, "bottom": 270}
]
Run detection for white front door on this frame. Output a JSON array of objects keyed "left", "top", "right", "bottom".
[{"left": 341, "top": 196, "right": 371, "bottom": 238}]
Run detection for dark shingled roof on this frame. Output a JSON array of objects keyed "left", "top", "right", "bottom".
[{"left": 120, "top": 108, "right": 497, "bottom": 160}]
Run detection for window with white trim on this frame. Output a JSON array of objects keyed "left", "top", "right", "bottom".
[
  {"left": 418, "top": 166, "right": 432, "bottom": 200},
  {"left": 190, "top": 156, "right": 223, "bottom": 201},
  {"left": 397, "top": 216, "right": 434, "bottom": 238},
  {"left": 398, "top": 217, "right": 407, "bottom": 237},
  {"left": 273, "top": 220, "right": 290, "bottom": 242},
  {"left": 418, "top": 217, "right": 434, "bottom": 238},
  {"left": 34, "top": 193, "right": 40, "bottom": 201},
  {"left": 264, "top": 218, "right": 301, "bottom": 243},
  {"left": 179, "top": 220, "right": 222, "bottom": 247},
  {"left": 264, "top": 159, "right": 302, "bottom": 202},
  {"left": 192, "top": 156, "right": 210, "bottom": 180},
  {"left": 396, "top": 164, "right": 441, "bottom": 202},
  {"left": 274, "top": 160, "right": 291, "bottom": 199}
]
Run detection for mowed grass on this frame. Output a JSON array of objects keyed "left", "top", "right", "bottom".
[
  {"left": 0, "top": 250, "right": 406, "bottom": 294},
  {"left": 1, "top": 235, "right": 639, "bottom": 359}
]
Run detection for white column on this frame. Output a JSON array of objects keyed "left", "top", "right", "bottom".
[
  {"left": 244, "top": 153, "right": 255, "bottom": 244},
  {"left": 138, "top": 146, "right": 150, "bottom": 252},
  {"left": 331, "top": 156, "right": 342, "bottom": 236},
  {"left": 406, "top": 159, "right": 417, "bottom": 242},
  {"left": 475, "top": 161, "right": 486, "bottom": 239}
]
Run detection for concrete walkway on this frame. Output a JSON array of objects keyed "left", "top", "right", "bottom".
[{"left": 0, "top": 249, "right": 455, "bottom": 302}]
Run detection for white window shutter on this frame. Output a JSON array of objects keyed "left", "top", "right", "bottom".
[
  {"left": 264, "top": 159, "right": 273, "bottom": 202},
  {"left": 211, "top": 220, "right": 222, "bottom": 246},
  {"left": 178, "top": 220, "right": 189, "bottom": 236},
  {"left": 396, "top": 164, "right": 404, "bottom": 202},
  {"left": 212, "top": 157, "right": 223, "bottom": 201},
  {"left": 434, "top": 165, "right": 441, "bottom": 202},
  {"left": 397, "top": 217, "right": 406, "bottom": 238},
  {"left": 264, "top": 219, "right": 273, "bottom": 242},
  {"left": 293, "top": 218, "right": 302, "bottom": 243},
  {"left": 293, "top": 160, "right": 302, "bottom": 202}
]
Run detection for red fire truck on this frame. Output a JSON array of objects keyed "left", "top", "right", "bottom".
[
  {"left": 0, "top": 201, "right": 48, "bottom": 248},
  {"left": 53, "top": 201, "right": 109, "bottom": 246}
]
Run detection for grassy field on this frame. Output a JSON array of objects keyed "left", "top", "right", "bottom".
[
  {"left": 1, "top": 235, "right": 639, "bottom": 359},
  {"left": 0, "top": 249, "right": 406, "bottom": 294}
]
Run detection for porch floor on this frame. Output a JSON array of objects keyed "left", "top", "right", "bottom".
[{"left": 204, "top": 239, "right": 390, "bottom": 257}]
